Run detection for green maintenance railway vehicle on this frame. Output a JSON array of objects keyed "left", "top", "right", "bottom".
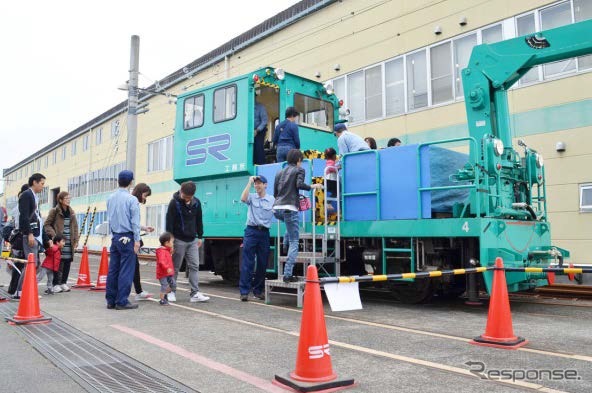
[{"left": 172, "top": 19, "right": 592, "bottom": 303}]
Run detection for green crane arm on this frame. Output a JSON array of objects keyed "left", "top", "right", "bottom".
[{"left": 462, "top": 19, "right": 592, "bottom": 149}]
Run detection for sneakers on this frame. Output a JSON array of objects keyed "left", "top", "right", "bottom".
[
  {"left": 61, "top": 284, "right": 71, "bottom": 292},
  {"left": 115, "top": 303, "right": 139, "bottom": 310},
  {"left": 167, "top": 292, "right": 177, "bottom": 302},
  {"left": 240, "top": 294, "right": 248, "bottom": 302},
  {"left": 52, "top": 285, "right": 63, "bottom": 293},
  {"left": 190, "top": 291, "right": 210, "bottom": 303},
  {"left": 159, "top": 299, "right": 169, "bottom": 306},
  {"left": 134, "top": 291, "right": 153, "bottom": 301},
  {"left": 283, "top": 275, "right": 299, "bottom": 283},
  {"left": 44, "top": 288, "right": 54, "bottom": 295},
  {"left": 253, "top": 293, "right": 265, "bottom": 301}
]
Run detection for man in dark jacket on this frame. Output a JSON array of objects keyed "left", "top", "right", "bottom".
[
  {"left": 273, "top": 106, "right": 300, "bottom": 163},
  {"left": 14, "top": 173, "right": 46, "bottom": 299},
  {"left": 165, "top": 181, "right": 210, "bottom": 303}
]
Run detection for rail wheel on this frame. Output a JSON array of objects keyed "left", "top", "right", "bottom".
[{"left": 389, "top": 277, "right": 434, "bottom": 304}]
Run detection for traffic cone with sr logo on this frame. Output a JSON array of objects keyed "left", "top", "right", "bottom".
[
  {"left": 471, "top": 257, "right": 527, "bottom": 349},
  {"left": 273, "top": 265, "right": 355, "bottom": 392},
  {"left": 5, "top": 253, "right": 52, "bottom": 325},
  {"left": 72, "top": 246, "right": 93, "bottom": 288},
  {"left": 90, "top": 247, "right": 109, "bottom": 291}
]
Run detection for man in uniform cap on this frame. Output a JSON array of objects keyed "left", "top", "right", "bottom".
[
  {"left": 238, "top": 175, "right": 275, "bottom": 301},
  {"left": 106, "top": 170, "right": 141, "bottom": 310},
  {"left": 333, "top": 123, "right": 370, "bottom": 156}
]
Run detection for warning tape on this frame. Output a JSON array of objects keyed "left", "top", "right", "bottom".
[{"left": 320, "top": 266, "right": 592, "bottom": 284}]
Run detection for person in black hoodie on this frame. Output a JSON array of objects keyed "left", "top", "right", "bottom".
[{"left": 165, "top": 181, "right": 210, "bottom": 303}]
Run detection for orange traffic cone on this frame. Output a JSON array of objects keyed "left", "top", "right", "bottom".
[
  {"left": 90, "top": 247, "right": 109, "bottom": 291},
  {"left": 72, "top": 246, "right": 93, "bottom": 289},
  {"left": 471, "top": 257, "right": 527, "bottom": 349},
  {"left": 5, "top": 253, "right": 52, "bottom": 325},
  {"left": 273, "top": 265, "right": 355, "bottom": 392}
]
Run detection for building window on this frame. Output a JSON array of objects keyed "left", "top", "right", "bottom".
[
  {"left": 294, "top": 94, "right": 334, "bottom": 131},
  {"left": 148, "top": 136, "right": 173, "bottom": 172},
  {"left": 213, "top": 85, "right": 236, "bottom": 123},
  {"left": 62, "top": 146, "right": 67, "bottom": 161},
  {"left": 430, "top": 42, "right": 453, "bottom": 104},
  {"left": 516, "top": 13, "right": 540, "bottom": 84},
  {"left": 385, "top": 58, "right": 405, "bottom": 116},
  {"left": 365, "top": 65, "right": 383, "bottom": 120},
  {"left": 96, "top": 128, "right": 103, "bottom": 145},
  {"left": 184, "top": 94, "right": 205, "bottom": 129},
  {"left": 453, "top": 33, "right": 477, "bottom": 99},
  {"left": 581, "top": 184, "right": 592, "bottom": 212},
  {"left": 111, "top": 119, "right": 120, "bottom": 139},
  {"left": 540, "top": 2, "right": 576, "bottom": 78},
  {"left": 38, "top": 187, "right": 49, "bottom": 205},
  {"left": 347, "top": 70, "right": 364, "bottom": 123},
  {"left": 333, "top": 77, "right": 345, "bottom": 106},
  {"left": 44, "top": 155, "right": 48, "bottom": 168},
  {"left": 52, "top": 151, "right": 57, "bottom": 164},
  {"left": 72, "top": 140, "right": 77, "bottom": 156},
  {"left": 82, "top": 134, "right": 90, "bottom": 151},
  {"left": 575, "top": 0, "right": 592, "bottom": 70},
  {"left": 406, "top": 50, "right": 428, "bottom": 110},
  {"left": 482, "top": 24, "right": 503, "bottom": 44},
  {"left": 145, "top": 205, "right": 167, "bottom": 236}
]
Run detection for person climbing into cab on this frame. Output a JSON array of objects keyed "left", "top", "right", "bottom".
[
  {"left": 253, "top": 88, "right": 268, "bottom": 165},
  {"left": 273, "top": 107, "right": 300, "bottom": 162}
]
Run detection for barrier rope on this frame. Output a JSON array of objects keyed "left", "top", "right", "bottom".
[
  {"left": 83, "top": 207, "right": 97, "bottom": 247},
  {"left": 78, "top": 206, "right": 91, "bottom": 237},
  {"left": 320, "top": 266, "right": 592, "bottom": 284}
]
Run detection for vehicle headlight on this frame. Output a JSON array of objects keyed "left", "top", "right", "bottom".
[
  {"left": 324, "top": 82, "right": 334, "bottom": 95},
  {"left": 536, "top": 153, "right": 544, "bottom": 168},
  {"left": 274, "top": 68, "right": 285, "bottom": 80},
  {"left": 493, "top": 139, "right": 504, "bottom": 156}
]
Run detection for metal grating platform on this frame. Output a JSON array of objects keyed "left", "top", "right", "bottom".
[{"left": 0, "top": 293, "right": 197, "bottom": 393}]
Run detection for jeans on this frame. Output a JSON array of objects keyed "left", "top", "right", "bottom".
[
  {"left": 17, "top": 238, "right": 39, "bottom": 293},
  {"left": 240, "top": 226, "right": 270, "bottom": 295},
  {"left": 37, "top": 267, "right": 54, "bottom": 289},
  {"left": 254, "top": 128, "right": 267, "bottom": 165},
  {"left": 276, "top": 145, "right": 294, "bottom": 163},
  {"left": 159, "top": 276, "right": 176, "bottom": 293},
  {"left": 274, "top": 209, "right": 299, "bottom": 277},
  {"left": 172, "top": 239, "right": 200, "bottom": 295},
  {"left": 105, "top": 233, "right": 136, "bottom": 307}
]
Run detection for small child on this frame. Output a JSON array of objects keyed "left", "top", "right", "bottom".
[
  {"left": 38, "top": 234, "right": 65, "bottom": 295},
  {"left": 156, "top": 232, "right": 176, "bottom": 306},
  {"left": 324, "top": 147, "right": 339, "bottom": 213}
]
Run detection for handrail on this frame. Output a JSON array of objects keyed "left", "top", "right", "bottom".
[{"left": 416, "top": 136, "right": 480, "bottom": 219}]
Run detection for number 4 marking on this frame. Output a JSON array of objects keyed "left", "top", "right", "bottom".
[{"left": 462, "top": 221, "right": 470, "bottom": 233}]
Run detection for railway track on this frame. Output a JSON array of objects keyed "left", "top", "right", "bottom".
[{"left": 533, "top": 283, "right": 592, "bottom": 299}]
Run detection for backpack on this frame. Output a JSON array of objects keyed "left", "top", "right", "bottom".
[{"left": 2, "top": 221, "right": 14, "bottom": 242}]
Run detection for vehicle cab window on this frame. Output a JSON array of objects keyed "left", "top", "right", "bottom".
[
  {"left": 294, "top": 94, "right": 334, "bottom": 132},
  {"left": 184, "top": 94, "right": 204, "bottom": 129},
  {"left": 213, "top": 85, "right": 237, "bottom": 123}
]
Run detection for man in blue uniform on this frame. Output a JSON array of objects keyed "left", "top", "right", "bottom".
[
  {"left": 253, "top": 89, "right": 268, "bottom": 165},
  {"left": 106, "top": 170, "right": 141, "bottom": 310},
  {"left": 239, "top": 175, "right": 274, "bottom": 301}
]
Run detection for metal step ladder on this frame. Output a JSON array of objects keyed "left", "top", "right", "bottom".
[{"left": 265, "top": 165, "right": 342, "bottom": 307}]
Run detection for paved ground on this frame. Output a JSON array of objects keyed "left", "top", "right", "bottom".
[{"left": 1, "top": 255, "right": 591, "bottom": 393}]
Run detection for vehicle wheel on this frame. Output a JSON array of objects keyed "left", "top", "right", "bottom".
[{"left": 389, "top": 277, "right": 434, "bottom": 304}]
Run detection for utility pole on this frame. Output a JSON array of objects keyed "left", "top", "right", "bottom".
[{"left": 126, "top": 35, "right": 140, "bottom": 175}]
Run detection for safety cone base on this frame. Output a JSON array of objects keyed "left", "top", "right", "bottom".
[
  {"left": 89, "top": 286, "right": 106, "bottom": 291},
  {"left": 5, "top": 316, "right": 52, "bottom": 325},
  {"left": 71, "top": 284, "right": 93, "bottom": 289},
  {"left": 471, "top": 336, "right": 528, "bottom": 350},
  {"left": 273, "top": 374, "right": 355, "bottom": 393}
]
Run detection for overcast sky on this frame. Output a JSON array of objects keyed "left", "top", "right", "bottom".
[{"left": 0, "top": 0, "right": 297, "bottom": 192}]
